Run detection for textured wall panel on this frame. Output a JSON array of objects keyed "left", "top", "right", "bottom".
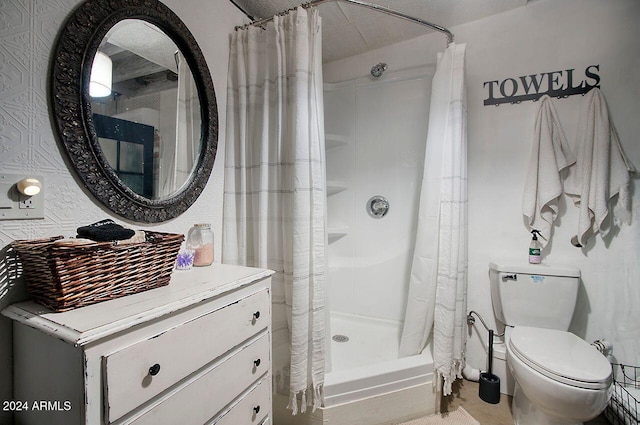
[{"left": 0, "top": 0, "right": 227, "bottom": 245}]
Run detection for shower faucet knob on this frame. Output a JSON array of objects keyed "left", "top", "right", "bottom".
[{"left": 367, "top": 196, "right": 390, "bottom": 218}]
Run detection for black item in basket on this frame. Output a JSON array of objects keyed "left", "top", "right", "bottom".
[{"left": 77, "top": 219, "right": 135, "bottom": 242}]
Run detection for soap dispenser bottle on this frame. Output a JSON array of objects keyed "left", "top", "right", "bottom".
[{"left": 529, "top": 229, "right": 542, "bottom": 264}]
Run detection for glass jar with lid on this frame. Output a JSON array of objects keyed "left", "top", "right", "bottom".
[{"left": 186, "top": 223, "right": 214, "bottom": 266}]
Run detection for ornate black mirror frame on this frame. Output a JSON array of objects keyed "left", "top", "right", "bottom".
[{"left": 50, "top": 0, "right": 218, "bottom": 223}]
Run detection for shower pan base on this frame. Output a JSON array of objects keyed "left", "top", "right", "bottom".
[
  {"left": 273, "top": 351, "right": 435, "bottom": 425},
  {"left": 314, "top": 381, "right": 435, "bottom": 425},
  {"left": 273, "top": 380, "right": 435, "bottom": 425}
]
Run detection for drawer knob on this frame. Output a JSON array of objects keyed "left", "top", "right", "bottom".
[
  {"left": 253, "top": 311, "right": 260, "bottom": 320},
  {"left": 253, "top": 405, "right": 260, "bottom": 414},
  {"left": 149, "top": 363, "right": 161, "bottom": 376},
  {"left": 253, "top": 358, "right": 261, "bottom": 367}
]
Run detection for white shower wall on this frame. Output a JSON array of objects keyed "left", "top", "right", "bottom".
[{"left": 324, "top": 67, "right": 433, "bottom": 322}]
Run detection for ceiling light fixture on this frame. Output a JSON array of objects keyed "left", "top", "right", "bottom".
[{"left": 90, "top": 51, "right": 113, "bottom": 98}]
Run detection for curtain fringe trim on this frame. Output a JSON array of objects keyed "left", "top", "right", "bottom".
[
  {"left": 437, "top": 359, "right": 464, "bottom": 396},
  {"left": 287, "top": 384, "right": 325, "bottom": 415}
]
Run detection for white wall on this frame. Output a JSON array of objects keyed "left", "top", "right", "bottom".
[
  {"left": 325, "top": 0, "right": 640, "bottom": 371},
  {"left": 0, "top": 0, "right": 247, "bottom": 421}
]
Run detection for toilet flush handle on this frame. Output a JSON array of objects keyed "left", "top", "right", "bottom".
[{"left": 500, "top": 273, "right": 517, "bottom": 281}]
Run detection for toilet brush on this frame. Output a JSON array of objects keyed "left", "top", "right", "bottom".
[{"left": 478, "top": 329, "right": 501, "bottom": 404}]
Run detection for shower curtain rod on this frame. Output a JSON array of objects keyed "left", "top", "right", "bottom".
[{"left": 235, "top": 0, "right": 455, "bottom": 45}]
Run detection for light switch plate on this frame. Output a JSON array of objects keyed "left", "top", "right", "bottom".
[{"left": 0, "top": 174, "right": 45, "bottom": 220}]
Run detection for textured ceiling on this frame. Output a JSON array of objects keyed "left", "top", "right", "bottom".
[{"left": 232, "top": 0, "right": 528, "bottom": 62}]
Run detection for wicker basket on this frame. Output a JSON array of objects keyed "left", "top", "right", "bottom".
[{"left": 12, "top": 231, "right": 184, "bottom": 312}]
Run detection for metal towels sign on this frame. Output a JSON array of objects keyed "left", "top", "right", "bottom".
[{"left": 483, "top": 65, "right": 600, "bottom": 106}]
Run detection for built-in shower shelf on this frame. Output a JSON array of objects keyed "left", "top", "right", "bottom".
[
  {"left": 325, "top": 134, "right": 350, "bottom": 151},
  {"left": 327, "top": 225, "right": 348, "bottom": 243},
  {"left": 327, "top": 181, "right": 347, "bottom": 196}
]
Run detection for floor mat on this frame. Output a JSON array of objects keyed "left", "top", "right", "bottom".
[{"left": 396, "top": 407, "right": 481, "bottom": 425}]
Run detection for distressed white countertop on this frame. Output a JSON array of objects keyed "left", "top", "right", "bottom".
[{"left": 2, "top": 263, "right": 274, "bottom": 346}]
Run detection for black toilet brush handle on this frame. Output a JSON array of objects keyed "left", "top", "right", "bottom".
[{"left": 487, "top": 329, "right": 494, "bottom": 375}]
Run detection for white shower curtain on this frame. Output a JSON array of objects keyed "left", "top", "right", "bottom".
[
  {"left": 223, "top": 7, "right": 326, "bottom": 414},
  {"left": 399, "top": 43, "right": 468, "bottom": 396},
  {"left": 159, "top": 52, "right": 200, "bottom": 197}
]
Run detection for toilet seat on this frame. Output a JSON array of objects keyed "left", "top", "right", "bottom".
[{"left": 508, "top": 326, "right": 612, "bottom": 390}]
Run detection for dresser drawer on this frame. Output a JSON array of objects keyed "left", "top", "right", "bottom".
[
  {"left": 212, "top": 377, "right": 271, "bottom": 425},
  {"left": 103, "top": 288, "right": 270, "bottom": 423},
  {"left": 127, "top": 332, "right": 270, "bottom": 425}
]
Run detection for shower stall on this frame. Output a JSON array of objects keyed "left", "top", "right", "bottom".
[
  {"left": 320, "top": 64, "right": 437, "bottom": 423},
  {"left": 229, "top": 3, "right": 462, "bottom": 423}
]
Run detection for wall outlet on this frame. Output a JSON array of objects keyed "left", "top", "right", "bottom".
[
  {"left": 0, "top": 174, "right": 45, "bottom": 220},
  {"left": 19, "top": 195, "right": 35, "bottom": 209}
]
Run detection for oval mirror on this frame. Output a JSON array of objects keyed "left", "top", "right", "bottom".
[{"left": 50, "top": 0, "right": 218, "bottom": 223}]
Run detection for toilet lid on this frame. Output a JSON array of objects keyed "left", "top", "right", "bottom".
[{"left": 509, "top": 326, "right": 612, "bottom": 389}]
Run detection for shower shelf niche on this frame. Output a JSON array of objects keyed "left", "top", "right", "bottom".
[
  {"left": 327, "top": 225, "right": 348, "bottom": 243},
  {"left": 325, "top": 134, "right": 350, "bottom": 151},
  {"left": 327, "top": 180, "right": 347, "bottom": 196}
]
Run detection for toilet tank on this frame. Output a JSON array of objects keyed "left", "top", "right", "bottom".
[{"left": 489, "top": 261, "right": 580, "bottom": 330}]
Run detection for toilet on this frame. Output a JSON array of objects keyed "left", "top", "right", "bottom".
[{"left": 489, "top": 261, "right": 612, "bottom": 425}]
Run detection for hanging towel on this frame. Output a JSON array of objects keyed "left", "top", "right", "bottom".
[
  {"left": 522, "top": 95, "right": 576, "bottom": 249},
  {"left": 565, "top": 88, "right": 636, "bottom": 247}
]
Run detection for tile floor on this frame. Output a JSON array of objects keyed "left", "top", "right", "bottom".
[{"left": 441, "top": 379, "right": 611, "bottom": 425}]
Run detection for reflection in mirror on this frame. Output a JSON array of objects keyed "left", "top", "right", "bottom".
[{"left": 90, "top": 19, "right": 201, "bottom": 200}]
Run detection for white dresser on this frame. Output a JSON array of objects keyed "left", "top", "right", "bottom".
[{"left": 2, "top": 263, "right": 273, "bottom": 425}]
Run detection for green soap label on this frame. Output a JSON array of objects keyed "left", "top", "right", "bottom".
[{"left": 529, "top": 248, "right": 541, "bottom": 255}]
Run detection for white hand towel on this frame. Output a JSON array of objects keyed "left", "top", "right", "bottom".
[
  {"left": 522, "top": 95, "right": 576, "bottom": 248},
  {"left": 565, "top": 88, "right": 636, "bottom": 247}
]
